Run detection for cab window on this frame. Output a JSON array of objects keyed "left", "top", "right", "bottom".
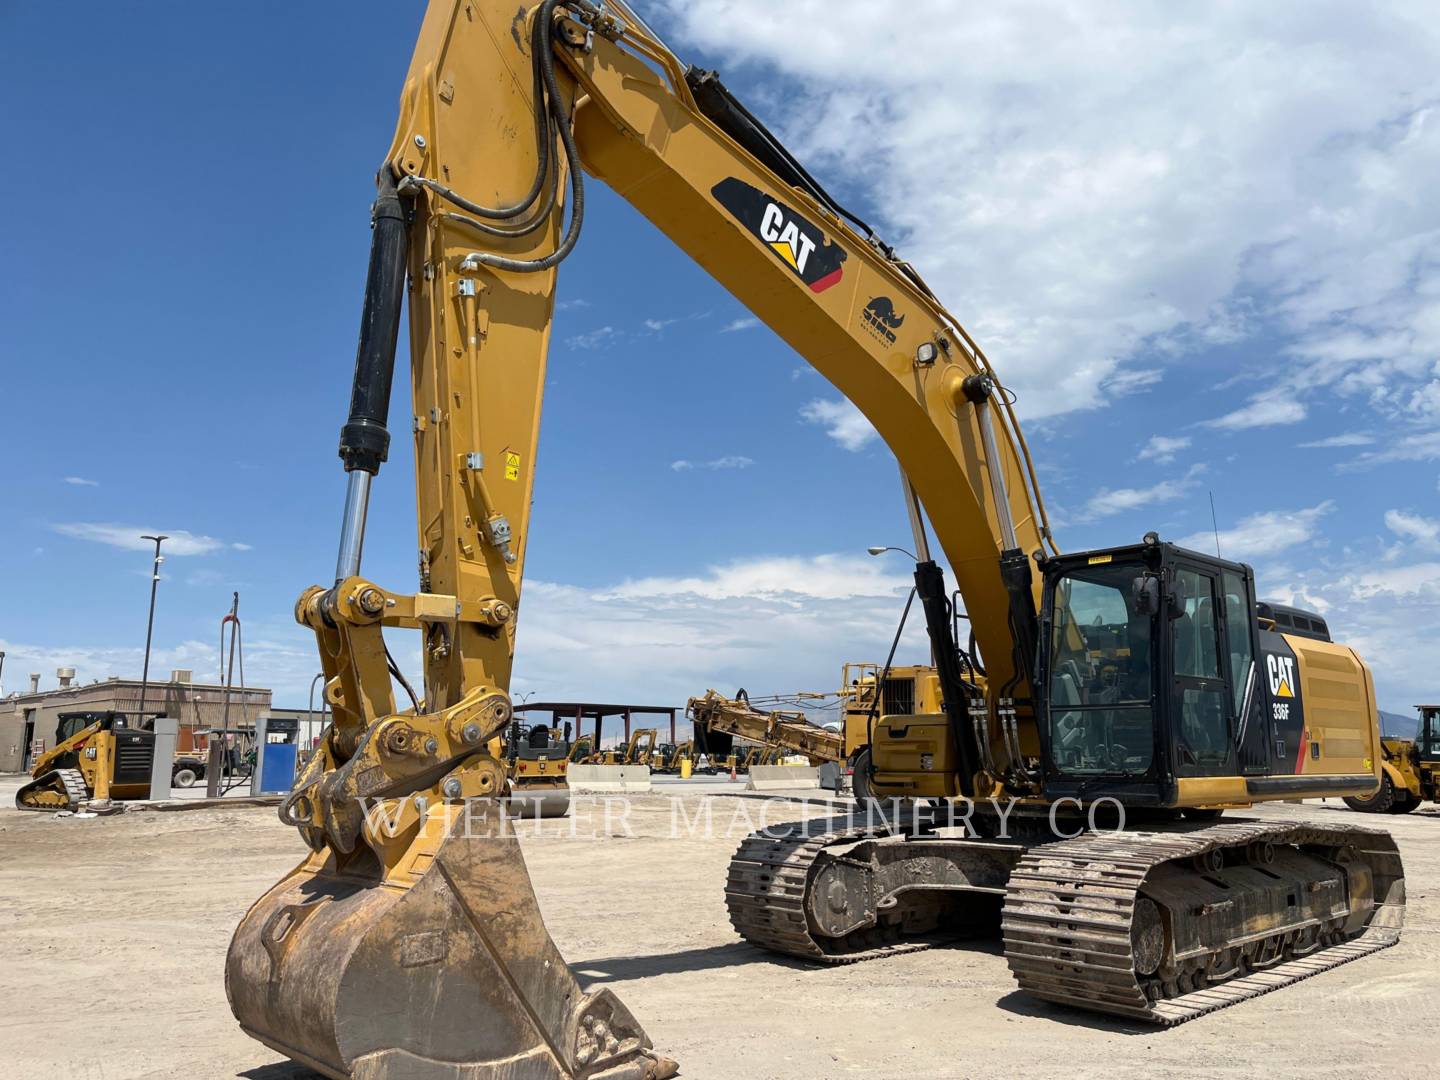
[
  {"left": 1047, "top": 564, "right": 1154, "bottom": 777},
  {"left": 1221, "top": 571, "right": 1253, "bottom": 717}
]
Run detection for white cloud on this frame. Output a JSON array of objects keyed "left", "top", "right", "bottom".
[
  {"left": 566, "top": 325, "right": 618, "bottom": 350},
  {"left": 601, "top": 553, "right": 909, "bottom": 603},
  {"left": 509, "top": 556, "right": 928, "bottom": 703},
  {"left": 1385, "top": 509, "right": 1440, "bottom": 550},
  {"left": 1341, "top": 428, "right": 1440, "bottom": 470},
  {"left": 1343, "top": 562, "right": 1440, "bottom": 601},
  {"left": 1298, "top": 432, "right": 1376, "bottom": 448},
  {"left": 51, "top": 523, "right": 227, "bottom": 557},
  {"left": 1103, "top": 369, "right": 1163, "bottom": 397},
  {"left": 652, "top": 1, "right": 1440, "bottom": 426},
  {"left": 1136, "top": 435, "right": 1191, "bottom": 464},
  {"left": 1203, "top": 391, "right": 1307, "bottom": 431},
  {"left": 799, "top": 397, "right": 878, "bottom": 452},
  {"left": 1177, "top": 501, "right": 1334, "bottom": 559},
  {"left": 1077, "top": 465, "right": 1204, "bottom": 522},
  {"left": 643, "top": 317, "right": 680, "bottom": 332},
  {"left": 670, "top": 455, "right": 755, "bottom": 472},
  {"left": 556, "top": 298, "right": 590, "bottom": 311},
  {"left": 721, "top": 317, "right": 759, "bottom": 333},
  {"left": 63, "top": 476, "right": 99, "bottom": 487},
  {"left": 0, "top": 629, "right": 320, "bottom": 704},
  {"left": 232, "top": 542, "right": 253, "bottom": 551}
]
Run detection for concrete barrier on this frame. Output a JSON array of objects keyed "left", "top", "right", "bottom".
[
  {"left": 566, "top": 764, "right": 653, "bottom": 794},
  {"left": 746, "top": 765, "right": 821, "bottom": 791}
]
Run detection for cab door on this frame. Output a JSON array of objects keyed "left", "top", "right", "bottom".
[{"left": 1169, "top": 564, "right": 1237, "bottom": 777}]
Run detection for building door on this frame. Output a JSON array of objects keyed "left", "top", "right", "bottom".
[{"left": 21, "top": 712, "right": 35, "bottom": 770}]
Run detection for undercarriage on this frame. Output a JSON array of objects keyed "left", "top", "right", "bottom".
[{"left": 727, "top": 814, "right": 1405, "bottom": 1024}]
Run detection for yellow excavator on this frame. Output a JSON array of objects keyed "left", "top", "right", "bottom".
[
  {"left": 600, "top": 726, "right": 658, "bottom": 766},
  {"left": 225, "top": 3, "right": 1406, "bottom": 1076}
]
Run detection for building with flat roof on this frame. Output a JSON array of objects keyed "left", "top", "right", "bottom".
[{"left": 0, "top": 668, "right": 271, "bottom": 773}]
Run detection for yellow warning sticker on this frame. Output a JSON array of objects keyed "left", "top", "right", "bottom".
[
  {"left": 504, "top": 451, "right": 521, "bottom": 481},
  {"left": 1087, "top": 554, "right": 1112, "bottom": 565}
]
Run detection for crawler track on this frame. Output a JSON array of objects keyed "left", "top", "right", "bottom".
[
  {"left": 15, "top": 768, "right": 89, "bottom": 812},
  {"left": 1003, "top": 820, "right": 1405, "bottom": 1024},
  {"left": 727, "top": 817, "right": 1405, "bottom": 1025},
  {"left": 725, "top": 823, "right": 953, "bottom": 964}
]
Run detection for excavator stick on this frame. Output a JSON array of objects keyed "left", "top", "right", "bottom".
[
  {"left": 223, "top": 0, "right": 674, "bottom": 1059},
  {"left": 227, "top": 799, "right": 674, "bottom": 1080}
]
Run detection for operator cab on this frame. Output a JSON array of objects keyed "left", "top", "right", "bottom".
[
  {"left": 1037, "top": 536, "right": 1264, "bottom": 806},
  {"left": 1417, "top": 706, "right": 1440, "bottom": 765},
  {"left": 509, "top": 721, "right": 571, "bottom": 762},
  {"left": 55, "top": 710, "right": 134, "bottom": 743}
]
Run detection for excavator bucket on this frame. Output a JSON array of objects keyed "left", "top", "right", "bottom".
[{"left": 226, "top": 799, "right": 675, "bottom": 1080}]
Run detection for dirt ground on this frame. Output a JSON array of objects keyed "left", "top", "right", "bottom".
[{"left": 1, "top": 777, "right": 1436, "bottom": 1080}]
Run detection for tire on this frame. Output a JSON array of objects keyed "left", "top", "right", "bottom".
[
  {"left": 1344, "top": 773, "right": 1396, "bottom": 813},
  {"left": 851, "top": 749, "right": 873, "bottom": 806},
  {"left": 1387, "top": 792, "right": 1420, "bottom": 814},
  {"left": 172, "top": 767, "right": 199, "bottom": 788}
]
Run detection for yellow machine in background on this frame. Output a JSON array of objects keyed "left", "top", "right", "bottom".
[
  {"left": 1347, "top": 704, "right": 1440, "bottom": 813},
  {"left": 688, "top": 689, "right": 844, "bottom": 766},
  {"left": 226, "top": 3, "right": 1405, "bottom": 1077},
  {"left": 500, "top": 720, "right": 572, "bottom": 818},
  {"left": 690, "top": 662, "right": 942, "bottom": 796},
  {"left": 597, "top": 726, "right": 657, "bottom": 765},
  {"left": 15, "top": 711, "right": 156, "bottom": 811},
  {"left": 652, "top": 739, "right": 692, "bottom": 773},
  {"left": 838, "top": 662, "right": 942, "bottom": 798}
]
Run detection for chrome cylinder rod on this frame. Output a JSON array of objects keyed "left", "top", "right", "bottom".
[
  {"left": 335, "top": 470, "right": 373, "bottom": 582},
  {"left": 971, "top": 391, "right": 1019, "bottom": 551},
  {"left": 897, "top": 463, "right": 933, "bottom": 564}
]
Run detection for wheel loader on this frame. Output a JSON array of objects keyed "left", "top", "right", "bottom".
[
  {"left": 225, "top": 3, "right": 1406, "bottom": 1076},
  {"left": 16, "top": 711, "right": 156, "bottom": 811},
  {"left": 1345, "top": 704, "right": 1440, "bottom": 813}
]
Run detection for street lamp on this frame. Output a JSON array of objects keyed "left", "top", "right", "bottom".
[
  {"left": 137, "top": 534, "right": 168, "bottom": 718},
  {"left": 0, "top": 650, "right": 6, "bottom": 696},
  {"left": 867, "top": 545, "right": 919, "bottom": 562}
]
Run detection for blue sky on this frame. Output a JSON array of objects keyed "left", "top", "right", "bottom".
[{"left": 3, "top": 2, "right": 1438, "bottom": 721}]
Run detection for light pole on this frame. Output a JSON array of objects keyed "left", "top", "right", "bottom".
[
  {"left": 137, "top": 534, "right": 168, "bottom": 718},
  {"left": 0, "top": 650, "right": 6, "bottom": 697},
  {"left": 866, "top": 545, "right": 919, "bottom": 562}
]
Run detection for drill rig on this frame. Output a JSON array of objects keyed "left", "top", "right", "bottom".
[{"left": 226, "top": 2, "right": 1406, "bottom": 1077}]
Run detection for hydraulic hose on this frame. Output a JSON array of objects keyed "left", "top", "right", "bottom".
[
  {"left": 459, "top": 0, "right": 585, "bottom": 273},
  {"left": 399, "top": 15, "right": 553, "bottom": 220}
]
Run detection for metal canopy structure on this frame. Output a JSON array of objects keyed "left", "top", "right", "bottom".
[{"left": 513, "top": 701, "right": 680, "bottom": 750}]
